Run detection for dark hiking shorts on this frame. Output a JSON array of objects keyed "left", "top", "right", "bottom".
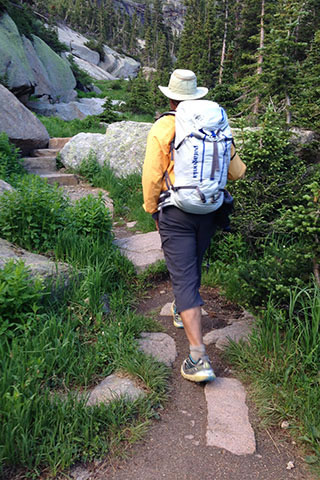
[{"left": 158, "top": 206, "right": 218, "bottom": 314}]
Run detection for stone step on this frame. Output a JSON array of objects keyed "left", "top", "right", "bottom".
[
  {"left": 23, "top": 157, "right": 57, "bottom": 173},
  {"left": 205, "top": 378, "right": 256, "bottom": 456},
  {"left": 32, "top": 148, "right": 60, "bottom": 157},
  {"left": 39, "top": 173, "right": 79, "bottom": 186},
  {"left": 49, "top": 137, "right": 72, "bottom": 149},
  {"left": 114, "top": 231, "right": 164, "bottom": 272}
]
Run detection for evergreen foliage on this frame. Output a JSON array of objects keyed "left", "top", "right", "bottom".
[
  {"left": 3, "top": 0, "right": 317, "bottom": 128},
  {"left": 6, "top": 2, "right": 66, "bottom": 53},
  {"left": 126, "top": 71, "right": 155, "bottom": 115},
  {"left": 175, "top": 0, "right": 319, "bottom": 127}
]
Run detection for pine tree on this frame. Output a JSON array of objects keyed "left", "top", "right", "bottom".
[
  {"left": 126, "top": 71, "right": 154, "bottom": 115},
  {"left": 261, "top": 0, "right": 307, "bottom": 123},
  {"left": 293, "top": 29, "right": 320, "bottom": 130},
  {"left": 143, "top": 26, "right": 153, "bottom": 66},
  {"left": 176, "top": 0, "right": 205, "bottom": 73}
]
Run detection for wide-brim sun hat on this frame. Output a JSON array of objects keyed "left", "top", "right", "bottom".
[{"left": 158, "top": 69, "right": 208, "bottom": 101}]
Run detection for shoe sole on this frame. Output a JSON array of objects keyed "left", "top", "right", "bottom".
[
  {"left": 171, "top": 304, "right": 184, "bottom": 329},
  {"left": 180, "top": 365, "right": 216, "bottom": 383}
]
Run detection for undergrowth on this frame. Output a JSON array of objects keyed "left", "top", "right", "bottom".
[
  {"left": 0, "top": 174, "right": 169, "bottom": 477},
  {"left": 202, "top": 109, "right": 320, "bottom": 466},
  {"left": 227, "top": 287, "right": 320, "bottom": 464},
  {"left": 76, "top": 154, "right": 155, "bottom": 232}
]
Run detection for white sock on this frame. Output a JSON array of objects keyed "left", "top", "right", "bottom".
[{"left": 189, "top": 344, "right": 206, "bottom": 362}]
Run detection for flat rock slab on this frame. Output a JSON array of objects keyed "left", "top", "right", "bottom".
[
  {"left": 60, "top": 183, "right": 114, "bottom": 215},
  {"left": 0, "top": 238, "right": 68, "bottom": 279},
  {"left": 40, "top": 172, "right": 79, "bottom": 186},
  {"left": 69, "top": 466, "right": 91, "bottom": 480},
  {"left": 205, "top": 377, "right": 256, "bottom": 455},
  {"left": 126, "top": 221, "right": 137, "bottom": 228},
  {"left": 203, "top": 320, "right": 254, "bottom": 350},
  {"left": 114, "top": 231, "right": 164, "bottom": 271},
  {"left": 87, "top": 374, "right": 145, "bottom": 407},
  {"left": 160, "top": 302, "right": 208, "bottom": 317},
  {"left": 226, "top": 309, "right": 256, "bottom": 325},
  {"left": 137, "top": 332, "right": 177, "bottom": 366},
  {"left": 0, "top": 179, "right": 14, "bottom": 194}
]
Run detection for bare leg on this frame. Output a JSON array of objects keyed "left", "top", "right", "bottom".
[
  {"left": 180, "top": 306, "right": 203, "bottom": 346},
  {"left": 180, "top": 306, "right": 215, "bottom": 382}
]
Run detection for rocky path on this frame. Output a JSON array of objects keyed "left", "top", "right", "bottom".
[
  {"left": 71, "top": 228, "right": 314, "bottom": 480},
  {"left": 2, "top": 175, "right": 313, "bottom": 480}
]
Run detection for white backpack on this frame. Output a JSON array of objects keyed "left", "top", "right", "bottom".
[{"left": 159, "top": 100, "right": 233, "bottom": 214}]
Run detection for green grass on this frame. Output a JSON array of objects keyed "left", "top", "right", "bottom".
[
  {"left": 37, "top": 79, "right": 154, "bottom": 138},
  {"left": 37, "top": 110, "right": 153, "bottom": 138},
  {"left": 202, "top": 228, "right": 320, "bottom": 467},
  {"left": 93, "top": 79, "right": 130, "bottom": 101},
  {"left": 0, "top": 185, "right": 169, "bottom": 477},
  {"left": 76, "top": 155, "right": 155, "bottom": 233},
  {"left": 38, "top": 115, "right": 108, "bottom": 137},
  {"left": 226, "top": 286, "right": 320, "bottom": 465}
]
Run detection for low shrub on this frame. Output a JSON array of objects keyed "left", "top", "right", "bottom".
[
  {"left": 228, "top": 108, "right": 310, "bottom": 241},
  {"left": 77, "top": 157, "right": 154, "bottom": 232},
  {"left": 0, "top": 175, "right": 69, "bottom": 252},
  {"left": 0, "top": 174, "right": 114, "bottom": 253},
  {"left": 84, "top": 39, "right": 105, "bottom": 61},
  {"left": 0, "top": 132, "right": 25, "bottom": 183},
  {"left": 0, "top": 260, "right": 45, "bottom": 337},
  {"left": 66, "top": 193, "right": 112, "bottom": 239}
]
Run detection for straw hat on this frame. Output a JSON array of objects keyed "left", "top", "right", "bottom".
[{"left": 158, "top": 69, "right": 208, "bottom": 101}]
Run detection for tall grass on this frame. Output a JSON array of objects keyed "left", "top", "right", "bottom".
[
  {"left": 0, "top": 181, "right": 168, "bottom": 477},
  {"left": 38, "top": 115, "right": 108, "bottom": 137},
  {"left": 227, "top": 286, "right": 320, "bottom": 462},
  {"left": 76, "top": 155, "right": 155, "bottom": 232}
]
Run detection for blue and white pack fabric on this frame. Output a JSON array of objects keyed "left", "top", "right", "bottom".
[{"left": 159, "top": 100, "right": 233, "bottom": 214}]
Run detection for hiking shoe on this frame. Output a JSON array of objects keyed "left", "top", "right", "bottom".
[
  {"left": 171, "top": 301, "right": 184, "bottom": 328},
  {"left": 181, "top": 355, "right": 216, "bottom": 383}
]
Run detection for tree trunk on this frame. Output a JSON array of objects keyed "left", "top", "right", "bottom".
[
  {"left": 219, "top": 0, "right": 229, "bottom": 84},
  {"left": 253, "top": 0, "right": 265, "bottom": 115},
  {"left": 285, "top": 91, "right": 292, "bottom": 124}
]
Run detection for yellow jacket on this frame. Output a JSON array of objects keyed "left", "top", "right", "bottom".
[{"left": 142, "top": 115, "right": 246, "bottom": 214}]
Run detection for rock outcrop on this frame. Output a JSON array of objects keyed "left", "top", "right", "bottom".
[
  {"left": 60, "top": 121, "right": 152, "bottom": 176},
  {"left": 0, "top": 179, "right": 14, "bottom": 195},
  {"left": 0, "top": 238, "right": 69, "bottom": 280},
  {"left": 27, "top": 97, "right": 106, "bottom": 121},
  {"left": 57, "top": 24, "right": 140, "bottom": 80},
  {"left": 0, "top": 84, "right": 49, "bottom": 155},
  {"left": 0, "top": 13, "right": 76, "bottom": 102},
  {"left": 113, "top": 0, "right": 185, "bottom": 36},
  {"left": 29, "top": 35, "right": 76, "bottom": 102},
  {"left": 0, "top": 13, "right": 35, "bottom": 97},
  {"left": 69, "top": 55, "right": 116, "bottom": 81}
]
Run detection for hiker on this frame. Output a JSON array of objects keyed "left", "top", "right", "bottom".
[{"left": 142, "top": 69, "right": 245, "bottom": 383}]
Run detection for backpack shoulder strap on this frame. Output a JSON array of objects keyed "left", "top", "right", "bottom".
[
  {"left": 230, "top": 138, "right": 237, "bottom": 161},
  {"left": 157, "top": 111, "right": 176, "bottom": 121}
]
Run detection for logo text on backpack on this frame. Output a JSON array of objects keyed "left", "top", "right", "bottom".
[{"left": 192, "top": 145, "right": 199, "bottom": 178}]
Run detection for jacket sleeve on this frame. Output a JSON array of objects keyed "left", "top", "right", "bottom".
[{"left": 142, "top": 121, "right": 172, "bottom": 214}]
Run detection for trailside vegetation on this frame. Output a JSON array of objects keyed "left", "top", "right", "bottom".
[
  {"left": 0, "top": 0, "right": 320, "bottom": 472},
  {"left": 0, "top": 163, "right": 169, "bottom": 477}
]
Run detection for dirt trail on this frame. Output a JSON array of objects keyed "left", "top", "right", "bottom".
[{"left": 92, "top": 279, "right": 315, "bottom": 480}]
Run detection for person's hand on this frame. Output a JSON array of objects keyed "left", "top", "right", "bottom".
[{"left": 155, "top": 219, "right": 159, "bottom": 231}]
